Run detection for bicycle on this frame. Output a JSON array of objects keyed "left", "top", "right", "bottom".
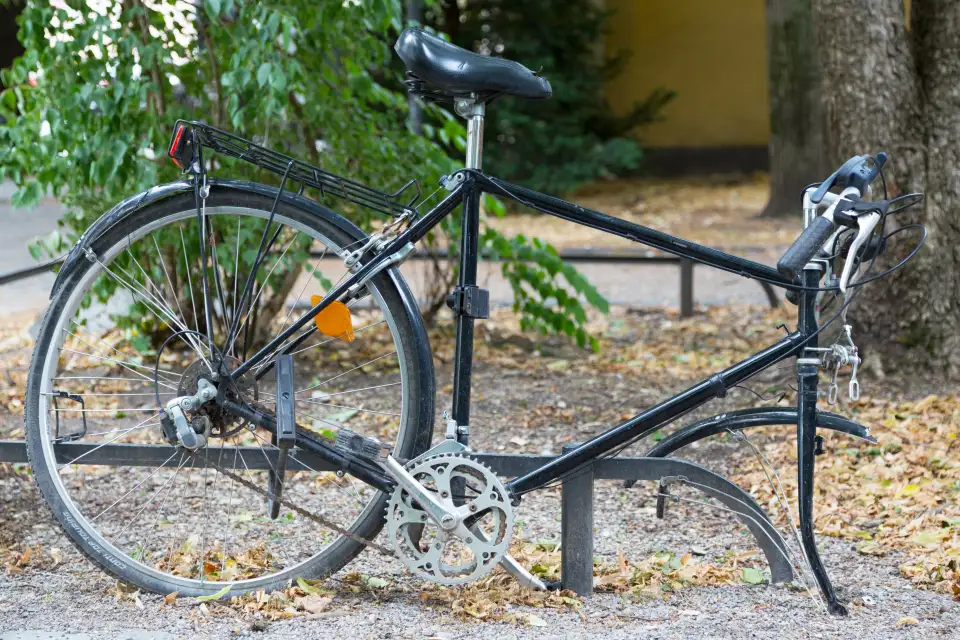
[{"left": 24, "top": 29, "right": 925, "bottom": 615}]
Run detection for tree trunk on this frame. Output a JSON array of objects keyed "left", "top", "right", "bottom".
[
  {"left": 812, "top": 0, "right": 960, "bottom": 373},
  {"left": 762, "top": 0, "right": 827, "bottom": 217}
]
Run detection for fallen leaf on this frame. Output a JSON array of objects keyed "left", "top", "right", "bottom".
[
  {"left": 164, "top": 591, "right": 179, "bottom": 605},
  {"left": 898, "top": 484, "right": 921, "bottom": 497},
  {"left": 296, "top": 577, "right": 333, "bottom": 596},
  {"left": 911, "top": 530, "right": 944, "bottom": 546},
  {"left": 525, "top": 614, "right": 548, "bottom": 627},
  {"left": 855, "top": 541, "right": 886, "bottom": 557},
  {"left": 325, "top": 408, "right": 359, "bottom": 423},
  {"left": 741, "top": 568, "right": 764, "bottom": 584},
  {"left": 896, "top": 616, "right": 920, "bottom": 627},
  {"left": 297, "top": 594, "right": 332, "bottom": 614}
]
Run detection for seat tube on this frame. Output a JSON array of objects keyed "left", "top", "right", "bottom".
[
  {"left": 451, "top": 182, "right": 481, "bottom": 446},
  {"left": 450, "top": 96, "right": 485, "bottom": 445},
  {"left": 796, "top": 263, "right": 847, "bottom": 615}
]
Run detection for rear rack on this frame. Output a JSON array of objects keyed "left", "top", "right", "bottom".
[{"left": 167, "top": 120, "right": 420, "bottom": 219}]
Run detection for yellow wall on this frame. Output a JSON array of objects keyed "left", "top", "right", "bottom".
[{"left": 605, "top": 0, "right": 770, "bottom": 148}]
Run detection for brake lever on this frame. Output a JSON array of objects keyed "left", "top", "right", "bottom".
[{"left": 839, "top": 212, "right": 881, "bottom": 293}]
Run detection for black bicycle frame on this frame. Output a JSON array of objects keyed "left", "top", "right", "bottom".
[
  {"left": 227, "top": 167, "right": 843, "bottom": 611},
  {"left": 233, "top": 166, "right": 821, "bottom": 486},
  {"left": 235, "top": 169, "right": 810, "bottom": 482}
]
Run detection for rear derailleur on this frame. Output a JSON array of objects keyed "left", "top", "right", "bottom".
[{"left": 160, "top": 377, "right": 217, "bottom": 450}]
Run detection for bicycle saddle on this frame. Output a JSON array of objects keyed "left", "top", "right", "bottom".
[{"left": 394, "top": 28, "right": 552, "bottom": 100}]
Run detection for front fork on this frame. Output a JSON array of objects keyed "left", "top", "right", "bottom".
[{"left": 797, "top": 265, "right": 848, "bottom": 615}]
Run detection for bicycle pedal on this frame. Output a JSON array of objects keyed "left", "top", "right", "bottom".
[
  {"left": 268, "top": 355, "right": 296, "bottom": 519},
  {"left": 274, "top": 355, "right": 297, "bottom": 449}
]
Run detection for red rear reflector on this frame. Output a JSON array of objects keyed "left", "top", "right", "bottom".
[{"left": 168, "top": 124, "right": 186, "bottom": 168}]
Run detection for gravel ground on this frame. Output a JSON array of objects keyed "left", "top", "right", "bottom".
[
  {"left": 3, "top": 317, "right": 958, "bottom": 639},
  {"left": 2, "top": 474, "right": 957, "bottom": 640}
]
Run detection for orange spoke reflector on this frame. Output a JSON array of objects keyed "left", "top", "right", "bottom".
[{"left": 311, "top": 295, "right": 354, "bottom": 342}]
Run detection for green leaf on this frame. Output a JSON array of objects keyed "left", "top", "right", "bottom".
[
  {"left": 365, "top": 576, "right": 388, "bottom": 588},
  {"left": 11, "top": 181, "right": 42, "bottom": 208},
  {"left": 257, "top": 62, "right": 272, "bottom": 88},
  {"left": 195, "top": 585, "right": 232, "bottom": 601},
  {"left": 296, "top": 577, "right": 334, "bottom": 595},
  {"left": 741, "top": 567, "right": 764, "bottom": 584}
]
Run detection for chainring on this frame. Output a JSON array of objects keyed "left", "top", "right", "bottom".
[{"left": 385, "top": 453, "right": 514, "bottom": 586}]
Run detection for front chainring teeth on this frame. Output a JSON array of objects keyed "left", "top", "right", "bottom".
[{"left": 385, "top": 453, "right": 514, "bottom": 586}]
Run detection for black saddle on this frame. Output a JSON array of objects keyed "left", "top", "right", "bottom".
[{"left": 394, "top": 29, "right": 552, "bottom": 102}]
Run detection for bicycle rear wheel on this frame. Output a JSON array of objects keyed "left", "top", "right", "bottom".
[{"left": 24, "top": 184, "right": 434, "bottom": 596}]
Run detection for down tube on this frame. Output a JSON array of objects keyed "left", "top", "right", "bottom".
[{"left": 507, "top": 331, "right": 806, "bottom": 496}]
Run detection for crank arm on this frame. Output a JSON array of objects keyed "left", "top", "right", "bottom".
[
  {"left": 470, "top": 523, "right": 546, "bottom": 590},
  {"left": 498, "top": 553, "right": 547, "bottom": 591},
  {"left": 379, "top": 455, "right": 458, "bottom": 528}
]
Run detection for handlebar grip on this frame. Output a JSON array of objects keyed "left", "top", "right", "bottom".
[{"left": 777, "top": 215, "right": 838, "bottom": 281}]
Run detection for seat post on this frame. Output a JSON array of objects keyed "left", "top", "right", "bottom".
[{"left": 456, "top": 96, "right": 485, "bottom": 170}]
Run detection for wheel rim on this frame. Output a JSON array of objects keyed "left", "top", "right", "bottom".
[{"left": 35, "top": 203, "right": 413, "bottom": 592}]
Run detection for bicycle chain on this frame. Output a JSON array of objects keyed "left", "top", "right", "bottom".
[{"left": 201, "top": 451, "right": 396, "bottom": 557}]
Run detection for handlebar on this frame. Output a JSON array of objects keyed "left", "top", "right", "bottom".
[
  {"left": 777, "top": 215, "right": 839, "bottom": 281},
  {"left": 777, "top": 153, "right": 889, "bottom": 286}
]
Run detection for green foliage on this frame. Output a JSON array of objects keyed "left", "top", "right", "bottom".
[
  {"left": 0, "top": 0, "right": 607, "bottom": 351},
  {"left": 435, "top": 0, "right": 675, "bottom": 195},
  {"left": 484, "top": 229, "right": 607, "bottom": 351}
]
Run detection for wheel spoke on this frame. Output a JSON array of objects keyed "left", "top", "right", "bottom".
[
  {"left": 66, "top": 323, "right": 183, "bottom": 382},
  {"left": 59, "top": 347, "right": 179, "bottom": 392},
  {"left": 288, "top": 319, "right": 386, "bottom": 358},
  {"left": 295, "top": 398, "right": 400, "bottom": 417},
  {"left": 180, "top": 225, "right": 201, "bottom": 336},
  {"left": 137, "top": 451, "right": 189, "bottom": 562},
  {"left": 55, "top": 413, "right": 161, "bottom": 471},
  {"left": 91, "top": 255, "right": 211, "bottom": 368},
  {"left": 296, "top": 350, "right": 397, "bottom": 395},
  {"left": 91, "top": 449, "right": 181, "bottom": 522},
  {"left": 227, "top": 229, "right": 302, "bottom": 355}
]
